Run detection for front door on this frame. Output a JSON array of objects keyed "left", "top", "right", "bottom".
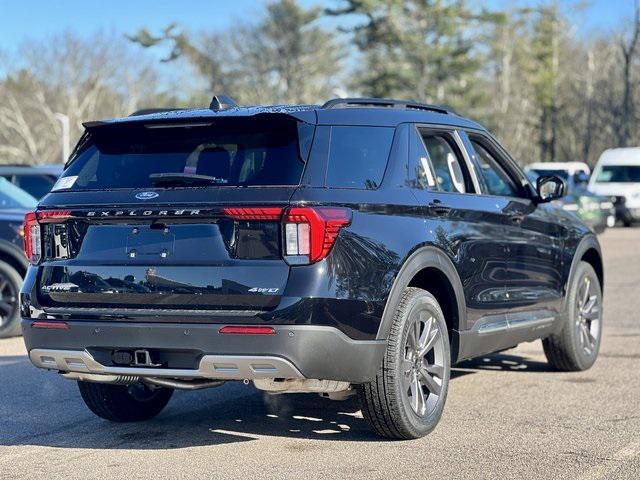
[{"left": 466, "top": 134, "right": 565, "bottom": 327}]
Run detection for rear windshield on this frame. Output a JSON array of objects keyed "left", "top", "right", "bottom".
[
  {"left": 57, "top": 117, "right": 313, "bottom": 191},
  {"left": 595, "top": 165, "right": 640, "bottom": 183}
]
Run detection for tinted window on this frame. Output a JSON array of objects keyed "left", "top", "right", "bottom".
[
  {"left": 14, "top": 175, "right": 56, "bottom": 199},
  {"left": 326, "top": 126, "right": 394, "bottom": 189},
  {"left": 421, "top": 133, "right": 472, "bottom": 193},
  {"left": 408, "top": 129, "right": 436, "bottom": 190},
  {"left": 595, "top": 165, "right": 640, "bottom": 183},
  {"left": 472, "top": 141, "right": 518, "bottom": 197},
  {"left": 58, "top": 118, "right": 311, "bottom": 190},
  {"left": 0, "top": 178, "right": 38, "bottom": 209}
]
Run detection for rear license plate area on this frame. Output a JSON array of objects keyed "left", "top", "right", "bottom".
[{"left": 126, "top": 227, "right": 175, "bottom": 258}]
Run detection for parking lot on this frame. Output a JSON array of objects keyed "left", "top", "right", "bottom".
[{"left": 0, "top": 228, "right": 638, "bottom": 480}]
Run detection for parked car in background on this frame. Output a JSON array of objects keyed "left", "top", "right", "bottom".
[
  {"left": 21, "top": 97, "right": 604, "bottom": 439},
  {"left": 588, "top": 148, "right": 640, "bottom": 227},
  {"left": 0, "top": 164, "right": 64, "bottom": 200},
  {"left": 526, "top": 165, "right": 614, "bottom": 234},
  {"left": 0, "top": 177, "right": 36, "bottom": 337},
  {"left": 527, "top": 161, "right": 591, "bottom": 179}
]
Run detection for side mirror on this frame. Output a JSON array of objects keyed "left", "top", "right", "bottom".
[{"left": 536, "top": 175, "right": 565, "bottom": 203}]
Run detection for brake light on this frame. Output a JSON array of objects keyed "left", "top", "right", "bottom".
[
  {"left": 23, "top": 212, "right": 40, "bottom": 263},
  {"left": 221, "top": 207, "right": 283, "bottom": 221},
  {"left": 219, "top": 326, "right": 276, "bottom": 335},
  {"left": 23, "top": 210, "right": 72, "bottom": 264},
  {"left": 37, "top": 210, "right": 71, "bottom": 223},
  {"left": 283, "top": 207, "right": 351, "bottom": 264}
]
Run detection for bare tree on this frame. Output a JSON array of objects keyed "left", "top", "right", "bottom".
[
  {"left": 130, "top": 0, "right": 345, "bottom": 105},
  {"left": 0, "top": 31, "right": 165, "bottom": 165}
]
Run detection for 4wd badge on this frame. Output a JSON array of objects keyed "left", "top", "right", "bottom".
[{"left": 248, "top": 287, "right": 280, "bottom": 294}]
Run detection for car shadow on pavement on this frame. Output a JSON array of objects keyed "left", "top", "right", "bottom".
[
  {"left": 455, "top": 352, "right": 552, "bottom": 373},
  {"left": 0, "top": 349, "right": 553, "bottom": 450}
]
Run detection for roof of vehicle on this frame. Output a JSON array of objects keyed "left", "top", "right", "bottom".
[
  {"left": 526, "top": 162, "right": 591, "bottom": 175},
  {"left": 595, "top": 148, "right": 640, "bottom": 166},
  {"left": 84, "top": 98, "right": 487, "bottom": 132},
  {"left": 0, "top": 164, "right": 64, "bottom": 176}
]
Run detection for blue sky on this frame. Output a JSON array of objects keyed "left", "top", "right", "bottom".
[{"left": 0, "top": 0, "right": 636, "bottom": 54}]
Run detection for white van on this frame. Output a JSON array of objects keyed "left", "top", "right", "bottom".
[{"left": 589, "top": 148, "right": 640, "bottom": 226}]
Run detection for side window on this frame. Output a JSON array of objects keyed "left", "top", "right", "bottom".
[
  {"left": 408, "top": 128, "right": 435, "bottom": 189},
  {"left": 471, "top": 140, "right": 519, "bottom": 197},
  {"left": 326, "top": 126, "right": 395, "bottom": 189},
  {"left": 421, "top": 132, "right": 474, "bottom": 194}
]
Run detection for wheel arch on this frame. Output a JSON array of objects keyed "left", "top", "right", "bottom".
[
  {"left": 581, "top": 247, "right": 604, "bottom": 290},
  {"left": 565, "top": 234, "right": 603, "bottom": 311},
  {"left": 376, "top": 246, "right": 466, "bottom": 360}
]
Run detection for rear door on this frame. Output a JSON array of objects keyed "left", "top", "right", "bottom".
[
  {"left": 408, "top": 126, "right": 512, "bottom": 330},
  {"left": 36, "top": 115, "right": 313, "bottom": 315}
]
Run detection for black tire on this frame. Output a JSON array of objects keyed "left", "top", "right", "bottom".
[
  {"left": 357, "top": 287, "right": 451, "bottom": 440},
  {"left": 623, "top": 219, "right": 632, "bottom": 227},
  {"left": 543, "top": 262, "right": 603, "bottom": 371},
  {"left": 78, "top": 381, "right": 173, "bottom": 422},
  {"left": 0, "top": 261, "right": 23, "bottom": 339}
]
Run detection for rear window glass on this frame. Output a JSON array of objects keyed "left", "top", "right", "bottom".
[
  {"left": 58, "top": 118, "right": 313, "bottom": 190},
  {"left": 326, "top": 126, "right": 394, "bottom": 189}
]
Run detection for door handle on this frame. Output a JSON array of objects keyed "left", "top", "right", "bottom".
[
  {"left": 510, "top": 214, "right": 525, "bottom": 225},
  {"left": 428, "top": 201, "right": 452, "bottom": 217}
]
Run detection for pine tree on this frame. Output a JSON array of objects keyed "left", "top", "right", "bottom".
[
  {"left": 327, "top": 0, "right": 501, "bottom": 111},
  {"left": 129, "top": 0, "right": 345, "bottom": 105}
]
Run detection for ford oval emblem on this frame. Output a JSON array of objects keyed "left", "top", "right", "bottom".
[{"left": 135, "top": 191, "right": 159, "bottom": 200}]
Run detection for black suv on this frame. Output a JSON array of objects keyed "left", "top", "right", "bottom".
[{"left": 21, "top": 98, "right": 604, "bottom": 439}]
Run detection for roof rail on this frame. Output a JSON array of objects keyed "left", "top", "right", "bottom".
[
  {"left": 321, "top": 97, "right": 452, "bottom": 115},
  {"left": 129, "top": 108, "right": 184, "bottom": 117}
]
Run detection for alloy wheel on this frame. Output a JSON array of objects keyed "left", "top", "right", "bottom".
[
  {"left": 575, "top": 274, "right": 601, "bottom": 356},
  {"left": 0, "top": 272, "right": 18, "bottom": 327},
  {"left": 402, "top": 311, "right": 446, "bottom": 417}
]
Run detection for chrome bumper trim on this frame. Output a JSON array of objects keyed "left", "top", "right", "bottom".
[{"left": 29, "top": 349, "right": 304, "bottom": 380}]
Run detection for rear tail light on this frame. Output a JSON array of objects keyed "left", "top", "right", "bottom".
[
  {"left": 22, "top": 210, "right": 71, "bottom": 264},
  {"left": 23, "top": 212, "right": 40, "bottom": 263},
  {"left": 219, "top": 326, "right": 276, "bottom": 335},
  {"left": 283, "top": 207, "right": 351, "bottom": 264},
  {"left": 37, "top": 210, "right": 71, "bottom": 223},
  {"left": 221, "top": 207, "right": 283, "bottom": 221}
]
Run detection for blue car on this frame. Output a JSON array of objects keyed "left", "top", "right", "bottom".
[{"left": 0, "top": 177, "right": 36, "bottom": 337}]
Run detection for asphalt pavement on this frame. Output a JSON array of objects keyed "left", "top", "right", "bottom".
[{"left": 1, "top": 228, "right": 639, "bottom": 479}]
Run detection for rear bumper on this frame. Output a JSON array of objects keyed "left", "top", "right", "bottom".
[{"left": 22, "top": 320, "right": 386, "bottom": 383}]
